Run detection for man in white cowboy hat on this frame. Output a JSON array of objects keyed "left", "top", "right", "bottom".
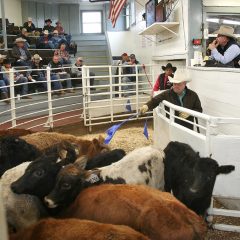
[
  {"left": 140, "top": 69, "right": 202, "bottom": 130},
  {"left": 37, "top": 30, "right": 54, "bottom": 49},
  {"left": 208, "top": 25, "right": 240, "bottom": 68},
  {"left": 23, "top": 17, "right": 36, "bottom": 33},
  {"left": 11, "top": 37, "right": 32, "bottom": 66}
]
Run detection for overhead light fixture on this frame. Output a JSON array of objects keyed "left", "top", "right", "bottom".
[
  {"left": 222, "top": 19, "right": 240, "bottom": 25},
  {"left": 206, "top": 18, "right": 219, "bottom": 23}
]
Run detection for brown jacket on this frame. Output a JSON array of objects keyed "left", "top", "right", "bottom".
[{"left": 146, "top": 87, "right": 202, "bottom": 130}]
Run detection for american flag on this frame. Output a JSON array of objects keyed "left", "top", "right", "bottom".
[{"left": 109, "top": 0, "right": 127, "bottom": 28}]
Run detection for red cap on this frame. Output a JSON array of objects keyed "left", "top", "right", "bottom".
[{"left": 121, "top": 53, "right": 128, "bottom": 57}]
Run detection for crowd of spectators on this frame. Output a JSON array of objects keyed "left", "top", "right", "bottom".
[{"left": 0, "top": 17, "right": 81, "bottom": 103}]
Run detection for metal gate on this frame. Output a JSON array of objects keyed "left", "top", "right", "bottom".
[{"left": 154, "top": 100, "right": 240, "bottom": 232}]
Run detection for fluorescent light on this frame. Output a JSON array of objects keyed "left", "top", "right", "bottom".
[
  {"left": 222, "top": 19, "right": 240, "bottom": 25},
  {"left": 206, "top": 18, "right": 219, "bottom": 23}
]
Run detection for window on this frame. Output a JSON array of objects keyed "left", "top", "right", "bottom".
[
  {"left": 206, "top": 13, "right": 240, "bottom": 39},
  {"left": 82, "top": 11, "right": 102, "bottom": 33},
  {"left": 126, "top": 4, "right": 130, "bottom": 30}
]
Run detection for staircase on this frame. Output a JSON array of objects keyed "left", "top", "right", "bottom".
[{"left": 71, "top": 34, "right": 112, "bottom": 87}]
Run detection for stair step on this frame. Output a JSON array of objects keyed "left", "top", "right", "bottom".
[
  {"left": 76, "top": 41, "right": 107, "bottom": 46},
  {"left": 72, "top": 34, "right": 106, "bottom": 41}
]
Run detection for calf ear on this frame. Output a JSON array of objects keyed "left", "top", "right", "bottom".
[
  {"left": 74, "top": 155, "right": 88, "bottom": 169},
  {"left": 217, "top": 165, "right": 235, "bottom": 175}
]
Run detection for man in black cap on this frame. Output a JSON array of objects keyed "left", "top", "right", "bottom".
[
  {"left": 43, "top": 19, "right": 55, "bottom": 33},
  {"left": 153, "top": 63, "right": 177, "bottom": 91}
]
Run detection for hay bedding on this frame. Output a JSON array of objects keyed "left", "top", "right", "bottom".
[{"left": 55, "top": 121, "right": 240, "bottom": 240}]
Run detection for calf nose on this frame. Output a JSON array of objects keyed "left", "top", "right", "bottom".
[{"left": 44, "top": 196, "right": 57, "bottom": 208}]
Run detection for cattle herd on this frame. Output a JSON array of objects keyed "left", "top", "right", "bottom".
[{"left": 0, "top": 129, "right": 235, "bottom": 240}]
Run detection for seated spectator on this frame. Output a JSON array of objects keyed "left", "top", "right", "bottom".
[
  {"left": 2, "top": 59, "right": 31, "bottom": 99},
  {"left": 71, "top": 57, "right": 95, "bottom": 89},
  {"left": 0, "top": 62, "right": 9, "bottom": 103},
  {"left": 30, "top": 54, "right": 47, "bottom": 91},
  {"left": 37, "top": 30, "right": 54, "bottom": 49},
  {"left": 208, "top": 25, "right": 240, "bottom": 68},
  {"left": 23, "top": 17, "right": 36, "bottom": 33},
  {"left": 55, "top": 21, "right": 65, "bottom": 35},
  {"left": 43, "top": 19, "right": 55, "bottom": 34},
  {"left": 18, "top": 28, "right": 31, "bottom": 48},
  {"left": 54, "top": 43, "right": 71, "bottom": 64},
  {"left": 11, "top": 38, "right": 32, "bottom": 66},
  {"left": 48, "top": 55, "right": 74, "bottom": 94},
  {"left": 0, "top": 53, "right": 7, "bottom": 67},
  {"left": 51, "top": 30, "right": 68, "bottom": 49},
  {"left": 153, "top": 63, "right": 176, "bottom": 91}
]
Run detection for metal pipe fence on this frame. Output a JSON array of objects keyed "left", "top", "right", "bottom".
[{"left": 0, "top": 64, "right": 156, "bottom": 131}]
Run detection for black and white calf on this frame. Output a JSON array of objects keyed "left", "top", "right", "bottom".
[
  {"left": 11, "top": 149, "right": 126, "bottom": 199},
  {"left": 163, "top": 141, "right": 235, "bottom": 215},
  {"left": 45, "top": 146, "right": 165, "bottom": 208}
]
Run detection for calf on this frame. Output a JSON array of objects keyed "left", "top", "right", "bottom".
[
  {"left": 0, "top": 136, "right": 40, "bottom": 176},
  {"left": 56, "top": 184, "right": 207, "bottom": 240},
  {"left": 11, "top": 148, "right": 125, "bottom": 198},
  {"left": 85, "top": 148, "right": 126, "bottom": 170},
  {"left": 0, "top": 129, "right": 33, "bottom": 138},
  {"left": 0, "top": 162, "right": 48, "bottom": 231},
  {"left": 45, "top": 146, "right": 165, "bottom": 208},
  {"left": 164, "top": 141, "right": 235, "bottom": 215},
  {"left": 21, "top": 132, "right": 110, "bottom": 158},
  {"left": 10, "top": 218, "right": 149, "bottom": 240}
]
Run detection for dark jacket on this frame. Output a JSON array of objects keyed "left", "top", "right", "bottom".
[
  {"left": 11, "top": 46, "right": 31, "bottom": 61},
  {"left": 217, "top": 39, "right": 240, "bottom": 68},
  {"left": 43, "top": 25, "right": 55, "bottom": 33},
  {"left": 146, "top": 87, "right": 202, "bottom": 130},
  {"left": 158, "top": 73, "right": 173, "bottom": 90},
  {"left": 48, "top": 60, "right": 63, "bottom": 74},
  {"left": 23, "top": 22, "right": 36, "bottom": 32},
  {"left": 31, "top": 62, "right": 45, "bottom": 77}
]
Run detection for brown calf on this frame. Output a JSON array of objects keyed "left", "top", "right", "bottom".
[
  {"left": 9, "top": 218, "right": 149, "bottom": 240},
  {"left": 59, "top": 184, "right": 207, "bottom": 240},
  {"left": 0, "top": 129, "right": 33, "bottom": 138},
  {"left": 21, "top": 132, "right": 110, "bottom": 158}
]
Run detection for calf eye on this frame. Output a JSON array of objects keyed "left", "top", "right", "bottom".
[
  {"left": 61, "top": 183, "right": 71, "bottom": 190},
  {"left": 34, "top": 169, "right": 44, "bottom": 177}
]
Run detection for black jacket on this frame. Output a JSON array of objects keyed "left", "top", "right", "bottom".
[{"left": 146, "top": 87, "right": 202, "bottom": 130}]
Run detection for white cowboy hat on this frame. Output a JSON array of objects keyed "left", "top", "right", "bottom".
[
  {"left": 168, "top": 69, "right": 191, "bottom": 84},
  {"left": 28, "top": 17, "right": 32, "bottom": 21},
  {"left": 43, "top": 30, "right": 49, "bottom": 35},
  {"left": 14, "top": 37, "right": 27, "bottom": 43},
  {"left": 32, "top": 54, "right": 42, "bottom": 61},
  {"left": 216, "top": 25, "right": 237, "bottom": 39}
]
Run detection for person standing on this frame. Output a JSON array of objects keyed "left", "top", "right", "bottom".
[
  {"left": 153, "top": 63, "right": 177, "bottom": 91},
  {"left": 139, "top": 69, "right": 202, "bottom": 130}
]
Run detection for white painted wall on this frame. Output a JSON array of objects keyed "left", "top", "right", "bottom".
[
  {"left": 0, "top": 0, "right": 22, "bottom": 26},
  {"left": 203, "top": 0, "right": 240, "bottom": 7},
  {"left": 107, "top": 0, "right": 153, "bottom": 64}
]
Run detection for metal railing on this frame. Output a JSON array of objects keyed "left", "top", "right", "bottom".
[
  {"left": 0, "top": 64, "right": 156, "bottom": 131},
  {"left": 155, "top": 100, "right": 240, "bottom": 232}
]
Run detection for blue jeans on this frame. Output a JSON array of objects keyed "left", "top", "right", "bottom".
[
  {"left": 0, "top": 78, "right": 9, "bottom": 93},
  {"left": 15, "top": 77, "right": 29, "bottom": 95}
]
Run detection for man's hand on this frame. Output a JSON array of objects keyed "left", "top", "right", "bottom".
[
  {"left": 208, "top": 39, "right": 219, "bottom": 50},
  {"left": 179, "top": 111, "right": 190, "bottom": 119},
  {"left": 139, "top": 105, "right": 148, "bottom": 115}
]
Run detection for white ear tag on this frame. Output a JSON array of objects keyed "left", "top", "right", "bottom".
[
  {"left": 86, "top": 174, "right": 100, "bottom": 184},
  {"left": 56, "top": 157, "right": 62, "bottom": 163}
]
